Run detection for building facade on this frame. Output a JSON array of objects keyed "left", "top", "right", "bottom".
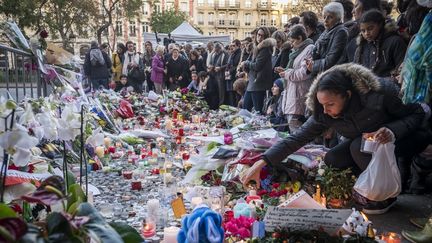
[{"left": 193, "top": 0, "right": 323, "bottom": 40}]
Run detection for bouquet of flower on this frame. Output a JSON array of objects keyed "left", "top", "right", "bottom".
[
  {"left": 0, "top": 21, "right": 30, "bottom": 51},
  {"left": 223, "top": 215, "right": 256, "bottom": 240}
]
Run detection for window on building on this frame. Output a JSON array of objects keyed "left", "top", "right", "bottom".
[
  {"left": 208, "top": 31, "right": 214, "bottom": 36},
  {"left": 260, "top": 0, "right": 268, "bottom": 6},
  {"left": 281, "top": 14, "right": 288, "bottom": 24},
  {"left": 208, "top": 12, "right": 215, "bottom": 25},
  {"left": 219, "top": 31, "right": 225, "bottom": 35},
  {"left": 245, "top": 0, "right": 252, "bottom": 8},
  {"left": 229, "top": 0, "right": 236, "bottom": 7},
  {"left": 198, "top": 12, "right": 204, "bottom": 24},
  {"left": 198, "top": 0, "right": 204, "bottom": 6},
  {"left": 155, "top": 4, "right": 161, "bottom": 13},
  {"left": 142, "top": 22, "right": 149, "bottom": 33},
  {"left": 229, "top": 31, "right": 235, "bottom": 39},
  {"left": 271, "top": 15, "right": 277, "bottom": 26},
  {"left": 244, "top": 31, "right": 251, "bottom": 37},
  {"left": 208, "top": 0, "right": 214, "bottom": 7},
  {"left": 219, "top": 12, "right": 225, "bottom": 25},
  {"left": 143, "top": 3, "right": 150, "bottom": 15},
  {"left": 166, "top": 2, "right": 174, "bottom": 9},
  {"left": 219, "top": 0, "right": 225, "bottom": 7},
  {"left": 245, "top": 13, "right": 251, "bottom": 26},
  {"left": 260, "top": 15, "right": 267, "bottom": 26},
  {"left": 292, "top": 0, "right": 299, "bottom": 5},
  {"left": 180, "top": 2, "right": 188, "bottom": 12},
  {"left": 229, "top": 13, "right": 236, "bottom": 26},
  {"left": 129, "top": 21, "right": 136, "bottom": 36},
  {"left": 116, "top": 21, "right": 122, "bottom": 36}
]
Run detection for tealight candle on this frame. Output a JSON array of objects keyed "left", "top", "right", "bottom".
[
  {"left": 381, "top": 232, "right": 401, "bottom": 243},
  {"left": 123, "top": 171, "right": 133, "bottom": 179},
  {"left": 163, "top": 226, "right": 180, "bottom": 243},
  {"left": 131, "top": 180, "right": 142, "bottom": 190},
  {"left": 142, "top": 219, "right": 156, "bottom": 238}
]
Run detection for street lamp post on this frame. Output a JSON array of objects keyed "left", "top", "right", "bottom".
[{"left": 69, "top": 33, "right": 77, "bottom": 55}]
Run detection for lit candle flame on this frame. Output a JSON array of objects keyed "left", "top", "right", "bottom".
[{"left": 361, "top": 212, "right": 369, "bottom": 222}]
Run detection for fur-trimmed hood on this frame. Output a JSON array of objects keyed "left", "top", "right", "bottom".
[
  {"left": 306, "top": 63, "right": 381, "bottom": 112},
  {"left": 253, "top": 38, "right": 277, "bottom": 58},
  {"left": 280, "top": 41, "right": 292, "bottom": 52}
]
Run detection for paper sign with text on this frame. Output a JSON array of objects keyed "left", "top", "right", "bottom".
[{"left": 263, "top": 207, "right": 352, "bottom": 235}]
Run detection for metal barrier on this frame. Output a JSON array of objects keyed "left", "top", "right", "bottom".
[{"left": 0, "top": 43, "right": 47, "bottom": 101}]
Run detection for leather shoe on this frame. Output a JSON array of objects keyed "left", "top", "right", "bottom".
[{"left": 410, "top": 217, "right": 429, "bottom": 229}]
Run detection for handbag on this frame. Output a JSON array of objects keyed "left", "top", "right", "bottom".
[{"left": 128, "top": 66, "right": 145, "bottom": 81}]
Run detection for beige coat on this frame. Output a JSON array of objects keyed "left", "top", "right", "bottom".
[{"left": 281, "top": 44, "right": 314, "bottom": 116}]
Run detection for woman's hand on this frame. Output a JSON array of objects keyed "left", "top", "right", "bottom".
[
  {"left": 363, "top": 127, "right": 395, "bottom": 144},
  {"left": 240, "top": 159, "right": 267, "bottom": 189},
  {"left": 279, "top": 71, "right": 285, "bottom": 78},
  {"left": 306, "top": 59, "right": 313, "bottom": 72}
]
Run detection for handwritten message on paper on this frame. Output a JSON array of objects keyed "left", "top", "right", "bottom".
[{"left": 263, "top": 207, "right": 352, "bottom": 235}]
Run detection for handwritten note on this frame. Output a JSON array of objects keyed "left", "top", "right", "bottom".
[{"left": 263, "top": 207, "right": 352, "bottom": 235}]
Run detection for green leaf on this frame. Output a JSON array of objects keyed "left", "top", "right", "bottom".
[
  {"left": 67, "top": 184, "right": 86, "bottom": 212},
  {"left": 109, "top": 222, "right": 143, "bottom": 243},
  {"left": 0, "top": 204, "right": 17, "bottom": 219},
  {"left": 76, "top": 203, "right": 123, "bottom": 243}
]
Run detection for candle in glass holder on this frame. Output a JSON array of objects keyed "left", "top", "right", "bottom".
[
  {"left": 178, "top": 128, "right": 184, "bottom": 136},
  {"left": 131, "top": 180, "right": 142, "bottom": 190},
  {"left": 141, "top": 219, "right": 156, "bottom": 238},
  {"left": 123, "top": 171, "right": 133, "bottom": 179},
  {"left": 164, "top": 172, "right": 173, "bottom": 184},
  {"left": 182, "top": 152, "right": 190, "bottom": 161},
  {"left": 147, "top": 199, "right": 160, "bottom": 213},
  {"left": 163, "top": 226, "right": 180, "bottom": 243},
  {"left": 381, "top": 232, "right": 401, "bottom": 243}
]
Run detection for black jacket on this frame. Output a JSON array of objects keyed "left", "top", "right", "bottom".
[
  {"left": 84, "top": 48, "right": 112, "bottom": 80},
  {"left": 263, "top": 64, "right": 425, "bottom": 166},
  {"left": 166, "top": 56, "right": 189, "bottom": 88},
  {"left": 354, "top": 22, "right": 407, "bottom": 78},
  {"left": 190, "top": 57, "right": 206, "bottom": 73},
  {"left": 245, "top": 38, "right": 276, "bottom": 92},
  {"left": 272, "top": 41, "right": 291, "bottom": 81},
  {"left": 311, "top": 23, "right": 348, "bottom": 76}
]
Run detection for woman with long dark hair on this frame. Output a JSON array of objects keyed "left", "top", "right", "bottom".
[{"left": 242, "top": 27, "right": 276, "bottom": 113}]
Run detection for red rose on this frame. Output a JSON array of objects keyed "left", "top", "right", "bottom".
[
  {"left": 272, "top": 183, "right": 280, "bottom": 189},
  {"left": 277, "top": 189, "right": 288, "bottom": 197},
  {"left": 40, "top": 30, "right": 49, "bottom": 38},
  {"left": 257, "top": 189, "right": 268, "bottom": 196},
  {"left": 269, "top": 191, "right": 279, "bottom": 198}
]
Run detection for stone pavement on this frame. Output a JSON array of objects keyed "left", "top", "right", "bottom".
[{"left": 369, "top": 193, "right": 432, "bottom": 242}]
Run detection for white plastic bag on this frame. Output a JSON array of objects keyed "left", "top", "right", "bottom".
[{"left": 353, "top": 143, "right": 401, "bottom": 201}]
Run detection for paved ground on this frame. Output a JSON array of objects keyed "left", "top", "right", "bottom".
[{"left": 369, "top": 193, "right": 432, "bottom": 242}]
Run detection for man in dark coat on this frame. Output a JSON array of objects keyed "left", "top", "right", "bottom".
[{"left": 84, "top": 41, "right": 112, "bottom": 91}]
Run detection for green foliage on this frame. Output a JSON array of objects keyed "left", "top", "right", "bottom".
[
  {"left": 0, "top": 204, "right": 17, "bottom": 219},
  {"left": 317, "top": 167, "right": 356, "bottom": 200},
  {"left": 109, "top": 222, "right": 144, "bottom": 243},
  {"left": 150, "top": 8, "right": 188, "bottom": 33},
  {"left": 0, "top": 0, "right": 41, "bottom": 31}
]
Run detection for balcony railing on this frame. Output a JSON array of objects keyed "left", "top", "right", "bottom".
[
  {"left": 256, "top": 2, "right": 277, "bottom": 10},
  {"left": 256, "top": 21, "right": 268, "bottom": 27},
  {"left": 197, "top": 21, "right": 204, "bottom": 25},
  {"left": 215, "top": 1, "right": 240, "bottom": 9},
  {"left": 215, "top": 19, "right": 240, "bottom": 27}
]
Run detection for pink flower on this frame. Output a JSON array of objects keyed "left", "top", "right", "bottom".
[{"left": 237, "top": 228, "right": 251, "bottom": 238}]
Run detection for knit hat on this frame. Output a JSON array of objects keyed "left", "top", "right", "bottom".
[{"left": 274, "top": 78, "right": 284, "bottom": 92}]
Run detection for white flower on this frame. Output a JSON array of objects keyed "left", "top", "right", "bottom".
[
  {"left": 57, "top": 106, "right": 81, "bottom": 141},
  {"left": 85, "top": 127, "right": 104, "bottom": 147},
  {"left": 318, "top": 168, "right": 325, "bottom": 176},
  {"left": 0, "top": 125, "right": 39, "bottom": 167},
  {"left": 35, "top": 108, "right": 59, "bottom": 140}
]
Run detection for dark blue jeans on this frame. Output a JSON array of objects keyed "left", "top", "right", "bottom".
[
  {"left": 245, "top": 91, "right": 266, "bottom": 113},
  {"left": 91, "top": 79, "right": 109, "bottom": 91}
]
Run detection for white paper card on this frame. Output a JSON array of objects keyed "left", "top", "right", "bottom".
[{"left": 264, "top": 207, "right": 352, "bottom": 235}]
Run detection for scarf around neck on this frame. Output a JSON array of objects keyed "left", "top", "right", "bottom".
[{"left": 286, "top": 38, "right": 313, "bottom": 69}]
